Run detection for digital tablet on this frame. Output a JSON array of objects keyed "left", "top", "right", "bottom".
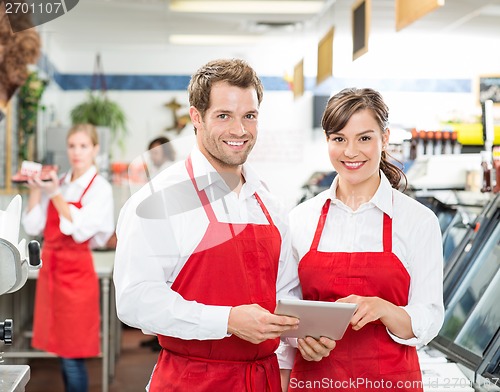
[{"left": 275, "top": 299, "right": 357, "bottom": 340}]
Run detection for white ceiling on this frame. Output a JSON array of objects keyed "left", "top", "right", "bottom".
[{"left": 41, "top": 0, "right": 500, "bottom": 53}]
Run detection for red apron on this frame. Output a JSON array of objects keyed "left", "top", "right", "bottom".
[
  {"left": 290, "top": 199, "right": 422, "bottom": 392},
  {"left": 148, "top": 157, "right": 282, "bottom": 392},
  {"left": 32, "top": 174, "right": 101, "bottom": 358}
]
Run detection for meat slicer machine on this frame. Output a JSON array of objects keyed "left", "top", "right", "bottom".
[{"left": 0, "top": 195, "right": 41, "bottom": 348}]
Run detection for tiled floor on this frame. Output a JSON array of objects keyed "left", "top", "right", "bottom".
[{"left": 26, "top": 326, "right": 159, "bottom": 392}]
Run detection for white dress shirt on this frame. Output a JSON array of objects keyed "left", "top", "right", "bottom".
[
  {"left": 22, "top": 165, "right": 115, "bottom": 248},
  {"left": 113, "top": 146, "right": 301, "bottom": 340},
  {"left": 279, "top": 172, "right": 444, "bottom": 369},
  {"left": 146, "top": 159, "right": 174, "bottom": 179}
]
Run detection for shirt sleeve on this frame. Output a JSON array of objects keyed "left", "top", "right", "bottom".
[
  {"left": 113, "top": 192, "right": 231, "bottom": 340},
  {"left": 21, "top": 200, "right": 48, "bottom": 236},
  {"left": 276, "top": 208, "right": 302, "bottom": 369},
  {"left": 59, "top": 178, "right": 115, "bottom": 246},
  {"left": 277, "top": 337, "right": 298, "bottom": 369},
  {"left": 276, "top": 212, "right": 302, "bottom": 302},
  {"left": 389, "top": 212, "right": 445, "bottom": 346}
]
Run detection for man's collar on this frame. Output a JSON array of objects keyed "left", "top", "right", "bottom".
[
  {"left": 189, "top": 145, "right": 264, "bottom": 196},
  {"left": 189, "top": 147, "right": 224, "bottom": 191}
]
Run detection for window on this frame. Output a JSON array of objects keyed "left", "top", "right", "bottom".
[{"left": 352, "top": 0, "right": 370, "bottom": 60}]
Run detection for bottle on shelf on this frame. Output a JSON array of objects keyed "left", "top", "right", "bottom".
[
  {"left": 451, "top": 131, "right": 462, "bottom": 154},
  {"left": 426, "top": 131, "right": 434, "bottom": 155},
  {"left": 417, "top": 130, "right": 426, "bottom": 157},
  {"left": 409, "top": 128, "right": 418, "bottom": 160},
  {"left": 402, "top": 139, "right": 411, "bottom": 162},
  {"left": 433, "top": 131, "right": 443, "bottom": 155},
  {"left": 442, "top": 131, "right": 453, "bottom": 155},
  {"left": 480, "top": 150, "right": 493, "bottom": 193},
  {"left": 493, "top": 145, "right": 500, "bottom": 193}
]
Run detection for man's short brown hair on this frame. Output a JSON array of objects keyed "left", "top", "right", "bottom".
[{"left": 188, "top": 58, "right": 263, "bottom": 122}]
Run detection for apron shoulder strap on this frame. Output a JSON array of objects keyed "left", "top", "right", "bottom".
[
  {"left": 185, "top": 156, "right": 217, "bottom": 223},
  {"left": 185, "top": 156, "right": 276, "bottom": 227},
  {"left": 310, "top": 199, "right": 331, "bottom": 251},
  {"left": 253, "top": 192, "right": 275, "bottom": 226},
  {"left": 382, "top": 213, "right": 392, "bottom": 252},
  {"left": 78, "top": 173, "right": 98, "bottom": 204}
]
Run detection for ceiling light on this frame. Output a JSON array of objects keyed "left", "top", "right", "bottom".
[
  {"left": 169, "top": 1, "right": 324, "bottom": 14},
  {"left": 480, "top": 4, "right": 500, "bottom": 16},
  {"left": 169, "top": 34, "right": 261, "bottom": 45}
]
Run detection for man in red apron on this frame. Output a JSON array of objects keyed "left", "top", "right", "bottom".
[
  {"left": 148, "top": 155, "right": 286, "bottom": 391},
  {"left": 114, "top": 59, "right": 335, "bottom": 392}
]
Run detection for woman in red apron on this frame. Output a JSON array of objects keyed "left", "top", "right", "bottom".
[
  {"left": 281, "top": 88, "right": 444, "bottom": 391},
  {"left": 23, "top": 124, "right": 115, "bottom": 392}
]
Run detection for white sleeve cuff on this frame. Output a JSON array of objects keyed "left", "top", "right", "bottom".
[
  {"left": 387, "top": 328, "right": 419, "bottom": 346},
  {"left": 276, "top": 338, "right": 298, "bottom": 369},
  {"left": 22, "top": 204, "right": 45, "bottom": 236},
  {"left": 199, "top": 305, "right": 232, "bottom": 340},
  {"left": 386, "top": 305, "right": 430, "bottom": 347},
  {"left": 59, "top": 204, "right": 79, "bottom": 236}
]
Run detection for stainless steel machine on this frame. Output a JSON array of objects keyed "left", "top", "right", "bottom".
[{"left": 0, "top": 195, "right": 42, "bottom": 392}]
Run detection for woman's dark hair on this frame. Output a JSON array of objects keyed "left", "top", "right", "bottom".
[
  {"left": 148, "top": 136, "right": 176, "bottom": 162},
  {"left": 321, "top": 87, "right": 407, "bottom": 190}
]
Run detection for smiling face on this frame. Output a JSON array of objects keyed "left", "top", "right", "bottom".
[
  {"left": 190, "top": 81, "right": 259, "bottom": 173},
  {"left": 327, "top": 108, "right": 389, "bottom": 197},
  {"left": 67, "top": 130, "right": 99, "bottom": 178}
]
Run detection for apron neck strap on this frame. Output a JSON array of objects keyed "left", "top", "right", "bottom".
[
  {"left": 78, "top": 173, "right": 98, "bottom": 204},
  {"left": 185, "top": 156, "right": 274, "bottom": 226},
  {"left": 185, "top": 155, "right": 218, "bottom": 222},
  {"left": 310, "top": 199, "right": 331, "bottom": 251},
  {"left": 253, "top": 193, "right": 275, "bottom": 226},
  {"left": 310, "top": 198, "right": 393, "bottom": 253},
  {"left": 382, "top": 213, "right": 392, "bottom": 252}
]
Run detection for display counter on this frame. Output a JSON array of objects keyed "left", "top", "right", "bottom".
[
  {"left": 0, "top": 250, "right": 119, "bottom": 392},
  {"left": 429, "top": 194, "right": 500, "bottom": 392},
  {"left": 0, "top": 365, "right": 29, "bottom": 392}
]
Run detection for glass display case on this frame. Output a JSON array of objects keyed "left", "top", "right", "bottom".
[
  {"left": 409, "top": 190, "right": 489, "bottom": 268},
  {"left": 443, "top": 194, "right": 499, "bottom": 299},
  {"left": 430, "top": 194, "right": 499, "bottom": 384},
  {"left": 296, "top": 171, "right": 336, "bottom": 205},
  {"left": 478, "top": 333, "right": 500, "bottom": 383}
]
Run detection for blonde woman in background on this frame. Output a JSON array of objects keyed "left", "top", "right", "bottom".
[{"left": 22, "top": 123, "right": 114, "bottom": 392}]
